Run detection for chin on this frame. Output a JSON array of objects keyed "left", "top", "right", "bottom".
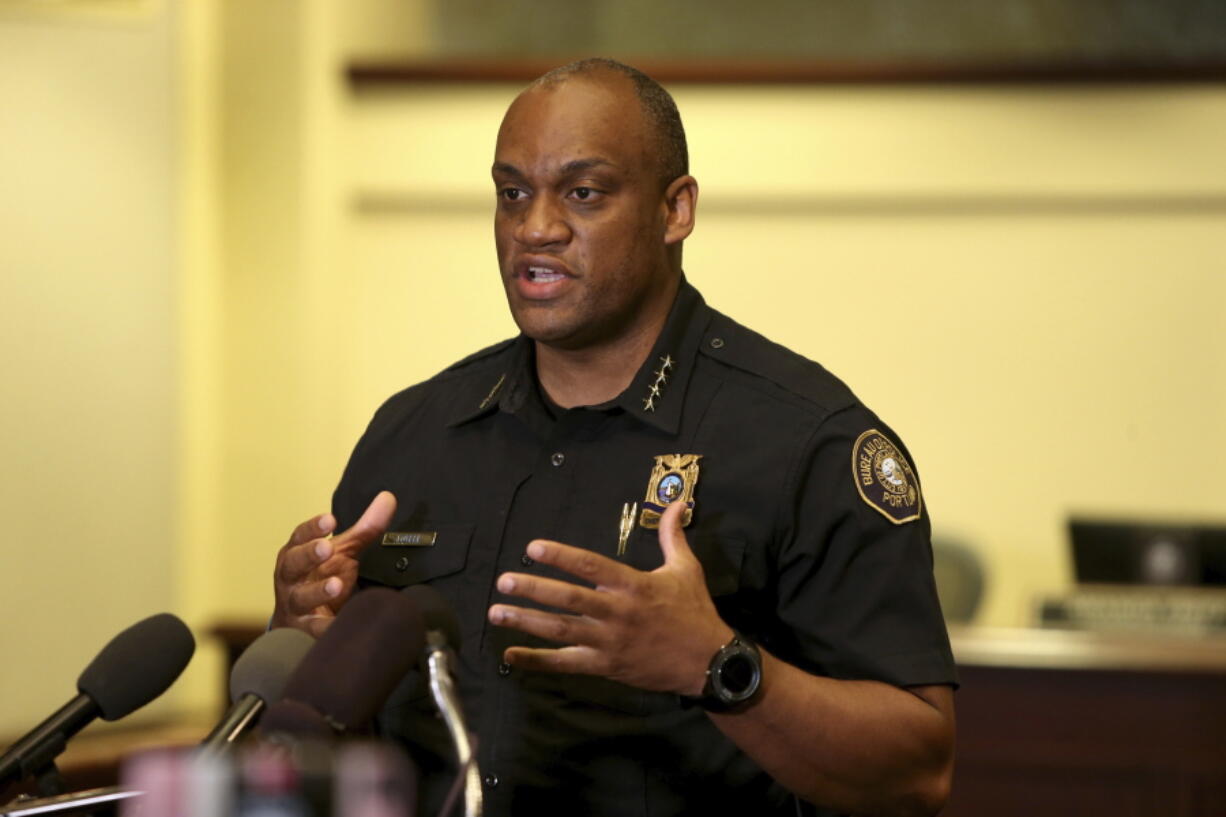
[
  {"left": 518, "top": 318, "right": 596, "bottom": 351},
  {"left": 521, "top": 325, "right": 583, "bottom": 348},
  {"left": 511, "top": 308, "right": 573, "bottom": 345}
]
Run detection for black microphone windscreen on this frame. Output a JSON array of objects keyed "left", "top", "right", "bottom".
[
  {"left": 230, "top": 628, "right": 315, "bottom": 703},
  {"left": 76, "top": 613, "right": 195, "bottom": 721},
  {"left": 279, "top": 588, "right": 425, "bottom": 731},
  {"left": 400, "top": 584, "right": 461, "bottom": 650}
]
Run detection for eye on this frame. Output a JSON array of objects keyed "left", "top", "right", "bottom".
[
  {"left": 570, "top": 186, "right": 602, "bottom": 202},
  {"left": 499, "top": 187, "right": 526, "bottom": 202}
]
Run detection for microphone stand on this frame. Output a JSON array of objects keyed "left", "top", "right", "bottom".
[
  {"left": 32, "top": 765, "right": 65, "bottom": 800},
  {"left": 425, "top": 633, "right": 481, "bottom": 817},
  {"left": 197, "top": 696, "right": 265, "bottom": 759}
]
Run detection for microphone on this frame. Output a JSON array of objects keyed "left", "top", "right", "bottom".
[
  {"left": 400, "top": 585, "right": 481, "bottom": 817},
  {"left": 197, "top": 627, "right": 315, "bottom": 757},
  {"left": 0, "top": 613, "right": 195, "bottom": 793},
  {"left": 258, "top": 588, "right": 425, "bottom": 740},
  {"left": 402, "top": 584, "right": 462, "bottom": 652}
]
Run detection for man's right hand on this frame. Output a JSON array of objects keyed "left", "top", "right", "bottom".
[{"left": 271, "top": 491, "right": 397, "bottom": 637}]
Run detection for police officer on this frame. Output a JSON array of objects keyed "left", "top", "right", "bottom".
[{"left": 271, "top": 58, "right": 956, "bottom": 817}]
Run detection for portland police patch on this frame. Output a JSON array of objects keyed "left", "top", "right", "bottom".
[{"left": 852, "top": 430, "right": 922, "bottom": 525}]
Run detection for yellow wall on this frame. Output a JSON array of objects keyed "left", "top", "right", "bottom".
[
  {"left": 2, "top": 0, "right": 1224, "bottom": 737},
  {"left": 0, "top": 4, "right": 182, "bottom": 735}
]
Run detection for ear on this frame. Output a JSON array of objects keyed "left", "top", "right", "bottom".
[{"left": 662, "top": 175, "right": 698, "bottom": 246}]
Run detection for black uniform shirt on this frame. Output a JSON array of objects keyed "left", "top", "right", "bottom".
[{"left": 336, "top": 279, "right": 956, "bottom": 817}]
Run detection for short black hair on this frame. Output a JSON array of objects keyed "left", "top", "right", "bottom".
[{"left": 532, "top": 58, "right": 689, "bottom": 186}]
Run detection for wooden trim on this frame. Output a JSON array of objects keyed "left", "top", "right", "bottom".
[
  {"left": 349, "top": 191, "right": 1226, "bottom": 218},
  {"left": 347, "top": 57, "right": 1226, "bottom": 87},
  {"left": 951, "top": 625, "right": 1226, "bottom": 674}
]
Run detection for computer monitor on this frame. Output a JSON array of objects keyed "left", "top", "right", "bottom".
[{"left": 1068, "top": 518, "right": 1226, "bottom": 587}]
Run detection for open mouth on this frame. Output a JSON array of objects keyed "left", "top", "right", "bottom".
[{"left": 526, "top": 265, "right": 567, "bottom": 283}]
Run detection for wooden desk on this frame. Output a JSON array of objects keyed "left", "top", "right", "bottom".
[{"left": 945, "top": 626, "right": 1226, "bottom": 817}]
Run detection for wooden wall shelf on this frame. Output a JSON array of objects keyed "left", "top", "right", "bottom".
[{"left": 346, "top": 58, "right": 1226, "bottom": 87}]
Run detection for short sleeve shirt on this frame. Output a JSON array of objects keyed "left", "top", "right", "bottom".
[{"left": 334, "top": 279, "right": 956, "bottom": 817}]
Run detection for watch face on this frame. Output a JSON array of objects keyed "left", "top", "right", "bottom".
[{"left": 716, "top": 647, "right": 761, "bottom": 702}]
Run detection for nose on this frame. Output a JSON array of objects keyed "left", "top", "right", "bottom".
[{"left": 515, "top": 195, "right": 572, "bottom": 248}]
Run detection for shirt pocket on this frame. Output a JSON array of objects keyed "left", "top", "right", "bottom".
[
  {"left": 358, "top": 521, "right": 475, "bottom": 711},
  {"left": 694, "top": 532, "right": 747, "bottom": 598},
  {"left": 357, "top": 521, "right": 473, "bottom": 587},
  {"left": 625, "top": 526, "right": 746, "bottom": 598}
]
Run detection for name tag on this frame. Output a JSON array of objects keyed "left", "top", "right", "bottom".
[{"left": 381, "top": 531, "right": 437, "bottom": 547}]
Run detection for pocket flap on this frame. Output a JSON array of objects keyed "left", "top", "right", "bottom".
[
  {"left": 627, "top": 529, "right": 745, "bottom": 598},
  {"left": 358, "top": 522, "right": 473, "bottom": 587}
]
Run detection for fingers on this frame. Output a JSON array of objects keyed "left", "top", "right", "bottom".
[
  {"left": 277, "top": 491, "right": 396, "bottom": 583},
  {"left": 494, "top": 571, "right": 617, "bottom": 619},
  {"left": 488, "top": 570, "right": 616, "bottom": 648},
  {"left": 275, "top": 493, "right": 394, "bottom": 629},
  {"left": 285, "top": 575, "right": 346, "bottom": 616},
  {"left": 522, "top": 539, "right": 635, "bottom": 590},
  {"left": 278, "top": 538, "right": 335, "bottom": 584},
  {"left": 657, "top": 500, "right": 697, "bottom": 566},
  {"left": 277, "top": 511, "right": 339, "bottom": 588},
  {"left": 303, "top": 616, "right": 335, "bottom": 639},
  {"left": 488, "top": 604, "right": 603, "bottom": 647},
  {"left": 502, "top": 644, "right": 602, "bottom": 675},
  {"left": 278, "top": 613, "right": 337, "bottom": 640},
  {"left": 285, "top": 512, "right": 336, "bottom": 549},
  {"left": 331, "top": 491, "right": 397, "bottom": 555}
]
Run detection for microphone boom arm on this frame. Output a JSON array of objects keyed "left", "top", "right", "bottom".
[{"left": 426, "top": 635, "right": 481, "bottom": 817}]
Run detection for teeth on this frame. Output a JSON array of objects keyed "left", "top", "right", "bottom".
[{"left": 528, "top": 266, "right": 564, "bottom": 282}]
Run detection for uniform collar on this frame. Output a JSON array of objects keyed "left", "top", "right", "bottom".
[
  {"left": 447, "top": 336, "right": 536, "bottom": 428},
  {"left": 608, "top": 276, "right": 708, "bottom": 434},
  {"left": 448, "top": 276, "right": 711, "bottom": 435}
]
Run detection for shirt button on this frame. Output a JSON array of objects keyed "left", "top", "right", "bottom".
[
  {"left": 483, "top": 773, "right": 500, "bottom": 789},
  {"left": 520, "top": 554, "right": 535, "bottom": 567},
  {"left": 550, "top": 452, "right": 565, "bottom": 467},
  {"left": 498, "top": 662, "right": 512, "bottom": 677},
  {"left": 709, "top": 337, "right": 725, "bottom": 349}
]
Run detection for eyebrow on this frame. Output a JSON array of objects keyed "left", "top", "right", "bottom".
[
  {"left": 559, "top": 158, "right": 617, "bottom": 175},
  {"left": 491, "top": 161, "right": 525, "bottom": 179},
  {"left": 491, "top": 158, "right": 618, "bottom": 179}
]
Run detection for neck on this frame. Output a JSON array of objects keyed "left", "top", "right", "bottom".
[
  {"left": 535, "top": 284, "right": 678, "bottom": 409},
  {"left": 534, "top": 326, "right": 655, "bottom": 409}
]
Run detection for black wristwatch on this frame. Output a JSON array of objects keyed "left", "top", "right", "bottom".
[{"left": 693, "top": 631, "right": 763, "bottom": 713}]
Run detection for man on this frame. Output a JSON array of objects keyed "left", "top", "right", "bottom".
[{"left": 271, "top": 59, "right": 956, "bottom": 817}]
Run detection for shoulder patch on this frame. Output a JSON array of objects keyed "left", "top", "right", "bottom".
[{"left": 852, "top": 429, "right": 922, "bottom": 525}]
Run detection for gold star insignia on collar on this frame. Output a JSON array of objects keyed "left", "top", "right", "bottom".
[{"left": 642, "top": 355, "right": 674, "bottom": 413}]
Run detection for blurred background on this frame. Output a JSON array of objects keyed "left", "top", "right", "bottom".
[{"left": 1, "top": 0, "right": 1224, "bottom": 812}]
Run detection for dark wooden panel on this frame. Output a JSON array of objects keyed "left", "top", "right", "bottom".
[
  {"left": 946, "top": 663, "right": 1226, "bottom": 817},
  {"left": 347, "top": 58, "right": 1226, "bottom": 86}
]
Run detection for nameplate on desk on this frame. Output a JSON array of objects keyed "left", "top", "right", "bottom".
[{"left": 381, "top": 531, "right": 437, "bottom": 547}]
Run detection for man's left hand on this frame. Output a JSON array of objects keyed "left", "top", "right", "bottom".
[{"left": 488, "top": 501, "right": 734, "bottom": 696}]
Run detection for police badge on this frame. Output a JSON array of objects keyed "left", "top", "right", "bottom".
[
  {"left": 638, "top": 454, "right": 702, "bottom": 529},
  {"left": 852, "top": 429, "right": 922, "bottom": 525}
]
